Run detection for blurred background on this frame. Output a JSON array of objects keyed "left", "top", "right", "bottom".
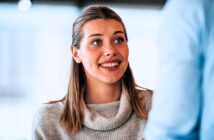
[{"left": 0, "top": 0, "right": 165, "bottom": 139}]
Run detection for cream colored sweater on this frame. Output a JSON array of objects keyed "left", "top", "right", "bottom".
[{"left": 32, "top": 90, "right": 151, "bottom": 140}]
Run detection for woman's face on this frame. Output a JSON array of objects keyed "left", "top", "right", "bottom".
[{"left": 72, "top": 19, "right": 129, "bottom": 85}]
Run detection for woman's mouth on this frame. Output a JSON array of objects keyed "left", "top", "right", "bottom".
[
  {"left": 99, "top": 60, "right": 121, "bottom": 71},
  {"left": 100, "top": 62, "right": 119, "bottom": 67}
]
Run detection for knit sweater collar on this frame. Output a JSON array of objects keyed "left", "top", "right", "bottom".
[{"left": 83, "top": 92, "right": 132, "bottom": 130}]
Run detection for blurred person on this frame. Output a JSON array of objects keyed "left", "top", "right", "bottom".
[
  {"left": 144, "top": 0, "right": 214, "bottom": 139},
  {"left": 32, "top": 6, "right": 152, "bottom": 140}
]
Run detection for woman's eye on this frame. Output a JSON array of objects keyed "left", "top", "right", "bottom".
[
  {"left": 92, "top": 39, "right": 102, "bottom": 46},
  {"left": 115, "top": 37, "right": 125, "bottom": 44}
]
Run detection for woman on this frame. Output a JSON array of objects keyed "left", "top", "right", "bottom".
[{"left": 33, "top": 5, "right": 152, "bottom": 140}]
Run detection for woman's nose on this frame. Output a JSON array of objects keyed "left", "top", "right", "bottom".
[{"left": 103, "top": 45, "right": 118, "bottom": 56}]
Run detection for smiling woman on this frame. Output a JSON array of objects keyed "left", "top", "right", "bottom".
[
  {"left": 32, "top": 5, "right": 152, "bottom": 140},
  {"left": 72, "top": 19, "right": 129, "bottom": 90}
]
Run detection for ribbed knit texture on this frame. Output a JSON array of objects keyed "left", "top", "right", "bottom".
[{"left": 32, "top": 90, "right": 151, "bottom": 140}]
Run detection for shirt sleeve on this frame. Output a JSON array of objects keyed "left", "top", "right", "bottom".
[
  {"left": 144, "top": 0, "right": 207, "bottom": 139},
  {"left": 31, "top": 103, "right": 64, "bottom": 140},
  {"left": 32, "top": 105, "right": 49, "bottom": 140}
]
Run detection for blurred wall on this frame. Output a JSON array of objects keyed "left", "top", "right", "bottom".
[{"left": 0, "top": 3, "right": 161, "bottom": 139}]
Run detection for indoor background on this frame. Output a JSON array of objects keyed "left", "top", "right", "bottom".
[{"left": 0, "top": 0, "right": 165, "bottom": 139}]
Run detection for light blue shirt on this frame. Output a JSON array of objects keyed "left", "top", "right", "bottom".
[{"left": 144, "top": 0, "right": 214, "bottom": 139}]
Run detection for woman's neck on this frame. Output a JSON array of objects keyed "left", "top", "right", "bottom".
[{"left": 85, "top": 81, "right": 121, "bottom": 104}]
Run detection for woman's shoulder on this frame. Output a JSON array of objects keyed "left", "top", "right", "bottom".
[
  {"left": 32, "top": 101, "right": 65, "bottom": 139},
  {"left": 136, "top": 87, "right": 153, "bottom": 112},
  {"left": 32, "top": 102, "right": 64, "bottom": 138},
  {"left": 34, "top": 102, "right": 63, "bottom": 121}
]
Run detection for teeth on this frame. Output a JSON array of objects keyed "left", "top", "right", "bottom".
[{"left": 101, "top": 62, "right": 119, "bottom": 67}]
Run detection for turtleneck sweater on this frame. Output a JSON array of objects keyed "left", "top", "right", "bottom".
[{"left": 32, "top": 90, "right": 151, "bottom": 140}]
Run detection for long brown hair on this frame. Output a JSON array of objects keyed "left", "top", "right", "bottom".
[{"left": 59, "top": 5, "right": 150, "bottom": 134}]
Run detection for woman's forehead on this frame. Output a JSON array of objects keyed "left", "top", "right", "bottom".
[{"left": 81, "top": 19, "right": 125, "bottom": 36}]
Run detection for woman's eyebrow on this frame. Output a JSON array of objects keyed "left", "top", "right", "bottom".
[
  {"left": 114, "top": 30, "right": 125, "bottom": 35},
  {"left": 87, "top": 33, "right": 102, "bottom": 38},
  {"left": 87, "top": 30, "right": 125, "bottom": 39}
]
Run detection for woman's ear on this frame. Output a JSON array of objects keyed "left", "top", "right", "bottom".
[{"left": 71, "top": 46, "right": 82, "bottom": 63}]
